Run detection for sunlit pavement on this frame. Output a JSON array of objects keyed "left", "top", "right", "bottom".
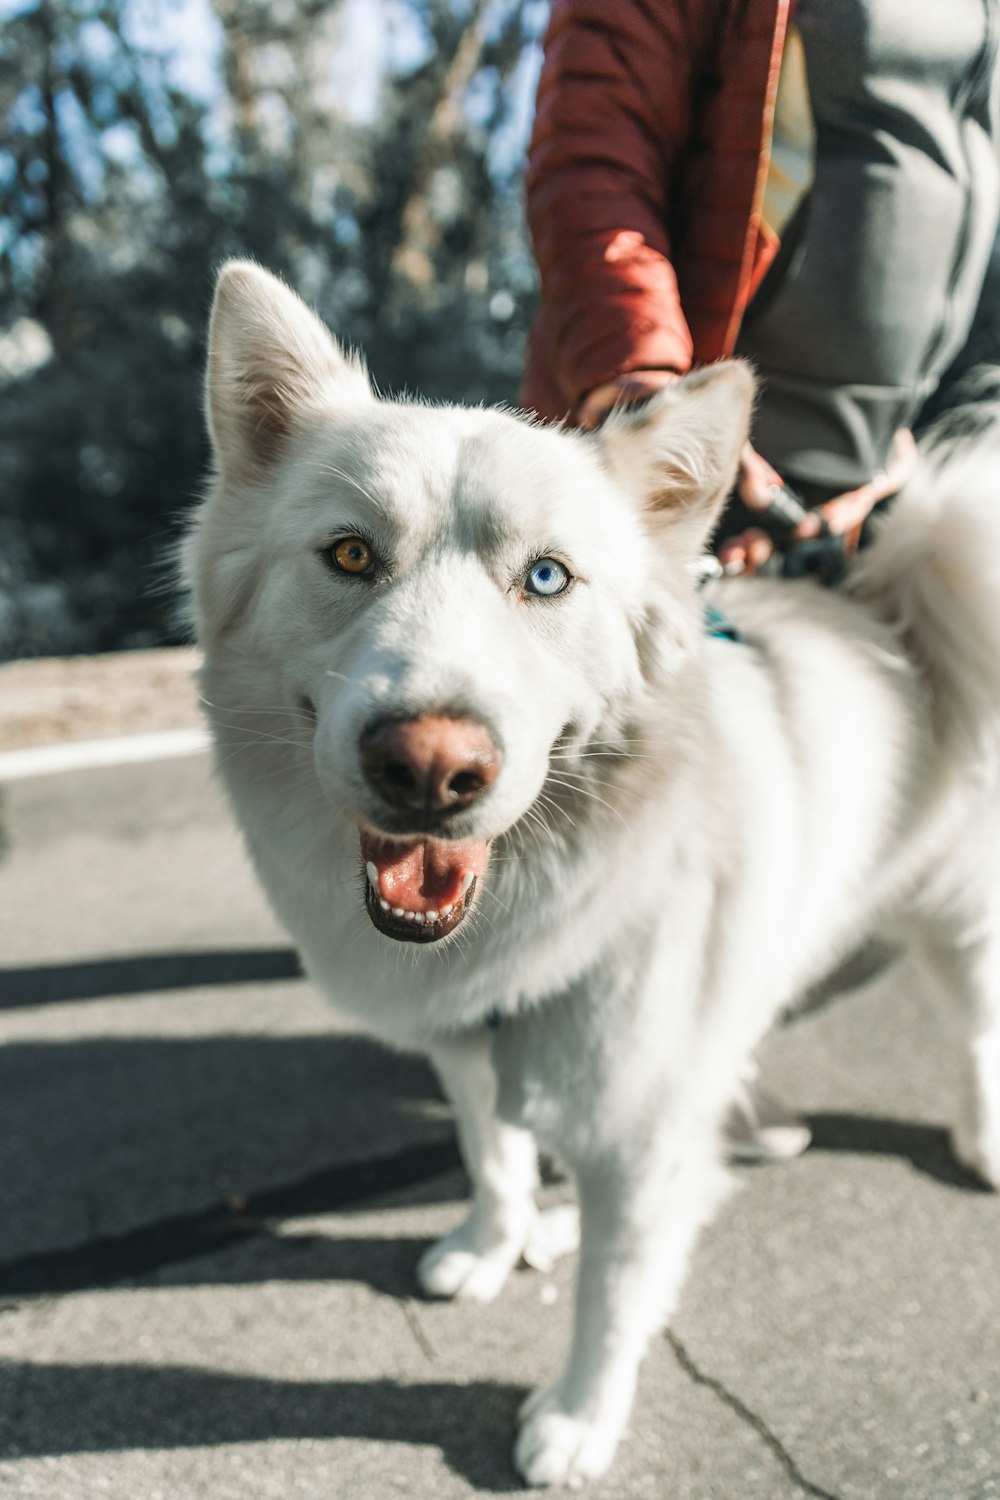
[{"left": 1, "top": 743, "right": 998, "bottom": 1499}]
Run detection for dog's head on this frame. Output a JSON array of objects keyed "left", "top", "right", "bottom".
[{"left": 189, "top": 261, "right": 752, "bottom": 945}]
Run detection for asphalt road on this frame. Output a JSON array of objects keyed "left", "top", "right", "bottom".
[{"left": 0, "top": 748, "right": 998, "bottom": 1499}]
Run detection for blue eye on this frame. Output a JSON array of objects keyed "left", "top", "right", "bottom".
[{"left": 525, "top": 557, "right": 570, "bottom": 597}]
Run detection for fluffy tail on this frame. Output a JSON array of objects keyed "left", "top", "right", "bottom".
[{"left": 849, "top": 428, "right": 1000, "bottom": 779}]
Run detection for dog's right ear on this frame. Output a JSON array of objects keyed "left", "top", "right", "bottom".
[
  {"left": 205, "top": 260, "right": 372, "bottom": 484},
  {"left": 596, "top": 362, "right": 754, "bottom": 556}
]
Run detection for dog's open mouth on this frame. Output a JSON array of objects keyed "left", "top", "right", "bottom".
[{"left": 361, "top": 831, "right": 489, "bottom": 943}]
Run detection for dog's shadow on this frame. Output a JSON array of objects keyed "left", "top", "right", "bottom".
[
  {"left": 154, "top": 1229, "right": 446, "bottom": 1297},
  {"left": 0, "top": 1359, "right": 532, "bottom": 1493},
  {"left": 801, "top": 1111, "right": 992, "bottom": 1191},
  {"left": 1, "top": 1117, "right": 988, "bottom": 1495}
]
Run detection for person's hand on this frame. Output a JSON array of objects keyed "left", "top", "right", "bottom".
[
  {"left": 717, "top": 429, "right": 918, "bottom": 575},
  {"left": 795, "top": 428, "right": 917, "bottom": 542},
  {"left": 714, "top": 441, "right": 788, "bottom": 574},
  {"left": 576, "top": 370, "right": 681, "bottom": 429}
]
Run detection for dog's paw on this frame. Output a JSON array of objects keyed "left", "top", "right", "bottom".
[
  {"left": 417, "top": 1233, "right": 519, "bottom": 1302},
  {"left": 514, "top": 1385, "right": 622, "bottom": 1487},
  {"left": 520, "top": 1203, "right": 580, "bottom": 1272},
  {"left": 417, "top": 1204, "right": 579, "bottom": 1303}
]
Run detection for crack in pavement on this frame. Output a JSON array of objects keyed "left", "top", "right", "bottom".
[
  {"left": 665, "top": 1329, "right": 843, "bottom": 1500},
  {"left": 399, "top": 1298, "right": 437, "bottom": 1363}
]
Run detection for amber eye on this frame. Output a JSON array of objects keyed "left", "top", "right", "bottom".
[{"left": 330, "top": 536, "right": 375, "bottom": 576}]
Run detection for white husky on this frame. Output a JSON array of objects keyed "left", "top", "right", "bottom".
[{"left": 187, "top": 261, "right": 1000, "bottom": 1487}]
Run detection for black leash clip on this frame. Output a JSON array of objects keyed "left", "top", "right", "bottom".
[{"left": 759, "top": 482, "right": 849, "bottom": 587}]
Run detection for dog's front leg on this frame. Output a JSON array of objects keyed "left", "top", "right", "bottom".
[
  {"left": 419, "top": 1030, "right": 579, "bottom": 1302},
  {"left": 515, "top": 1126, "right": 728, "bottom": 1487}
]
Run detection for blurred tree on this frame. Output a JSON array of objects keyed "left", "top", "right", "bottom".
[{"left": 0, "top": 0, "right": 546, "bottom": 659}]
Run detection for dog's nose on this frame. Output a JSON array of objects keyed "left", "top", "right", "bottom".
[{"left": 359, "top": 715, "right": 501, "bottom": 814}]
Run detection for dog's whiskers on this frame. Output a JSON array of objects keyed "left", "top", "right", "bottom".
[
  {"left": 548, "top": 749, "right": 658, "bottom": 763},
  {"left": 211, "top": 735, "right": 314, "bottom": 772},
  {"left": 537, "top": 789, "right": 579, "bottom": 833},
  {"left": 215, "top": 727, "right": 314, "bottom": 749},
  {"left": 200, "top": 696, "right": 317, "bottom": 719},
  {"left": 546, "top": 768, "right": 646, "bottom": 803},
  {"left": 317, "top": 463, "right": 383, "bottom": 510},
  {"left": 519, "top": 801, "right": 562, "bottom": 851},
  {"left": 543, "top": 775, "right": 633, "bottom": 832},
  {"left": 478, "top": 882, "right": 513, "bottom": 917}
]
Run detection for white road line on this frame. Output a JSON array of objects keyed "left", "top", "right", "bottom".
[{"left": 0, "top": 727, "right": 211, "bottom": 781}]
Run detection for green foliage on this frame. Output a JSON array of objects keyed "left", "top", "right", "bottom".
[{"left": 0, "top": 0, "right": 545, "bottom": 657}]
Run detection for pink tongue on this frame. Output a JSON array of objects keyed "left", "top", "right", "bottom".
[{"left": 361, "top": 832, "right": 489, "bottom": 912}]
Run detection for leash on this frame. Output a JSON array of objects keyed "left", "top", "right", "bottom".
[
  {"left": 713, "top": 476, "right": 899, "bottom": 591},
  {"left": 730, "top": 428, "right": 918, "bottom": 586},
  {"left": 692, "top": 477, "right": 897, "bottom": 640},
  {"left": 758, "top": 478, "right": 864, "bottom": 587}
]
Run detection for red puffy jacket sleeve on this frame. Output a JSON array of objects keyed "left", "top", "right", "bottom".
[{"left": 523, "top": 0, "right": 727, "bottom": 419}]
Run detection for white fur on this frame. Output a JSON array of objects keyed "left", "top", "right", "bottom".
[{"left": 187, "top": 261, "right": 1000, "bottom": 1487}]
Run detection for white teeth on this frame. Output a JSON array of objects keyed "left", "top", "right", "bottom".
[
  {"left": 365, "top": 862, "right": 380, "bottom": 892},
  {"left": 460, "top": 872, "right": 474, "bottom": 897},
  {"left": 369, "top": 893, "right": 464, "bottom": 925}
]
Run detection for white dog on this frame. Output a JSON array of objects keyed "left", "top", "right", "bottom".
[{"left": 186, "top": 260, "right": 1000, "bottom": 1487}]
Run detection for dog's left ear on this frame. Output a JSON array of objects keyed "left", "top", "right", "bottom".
[{"left": 596, "top": 362, "right": 754, "bottom": 554}]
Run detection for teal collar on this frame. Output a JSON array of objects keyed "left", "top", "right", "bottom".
[{"left": 703, "top": 601, "right": 744, "bottom": 643}]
